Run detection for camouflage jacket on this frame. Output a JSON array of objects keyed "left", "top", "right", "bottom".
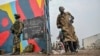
[
  {"left": 69, "top": 24, "right": 78, "bottom": 41},
  {"left": 57, "top": 12, "right": 71, "bottom": 31},
  {"left": 11, "top": 20, "right": 24, "bottom": 34}
]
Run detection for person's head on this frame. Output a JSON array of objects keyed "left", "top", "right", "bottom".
[
  {"left": 14, "top": 14, "right": 20, "bottom": 20},
  {"left": 59, "top": 6, "right": 65, "bottom": 13}
]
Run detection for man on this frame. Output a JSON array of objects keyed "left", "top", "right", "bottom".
[
  {"left": 11, "top": 14, "right": 23, "bottom": 55},
  {"left": 57, "top": 6, "right": 75, "bottom": 53}
]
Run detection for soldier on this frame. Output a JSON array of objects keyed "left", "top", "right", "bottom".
[
  {"left": 11, "top": 14, "right": 23, "bottom": 55},
  {"left": 56, "top": 6, "right": 75, "bottom": 53}
]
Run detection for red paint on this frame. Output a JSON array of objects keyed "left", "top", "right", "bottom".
[
  {"left": 29, "top": 0, "right": 44, "bottom": 17},
  {"left": 15, "top": 0, "right": 44, "bottom": 52},
  {"left": 0, "top": 31, "right": 10, "bottom": 47},
  {"left": 16, "top": 0, "right": 26, "bottom": 21},
  {"left": 2, "top": 18, "right": 9, "bottom": 27},
  {"left": 28, "top": 39, "right": 41, "bottom": 52}
]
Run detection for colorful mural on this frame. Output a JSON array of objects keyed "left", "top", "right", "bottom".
[{"left": 0, "top": 0, "right": 50, "bottom": 53}]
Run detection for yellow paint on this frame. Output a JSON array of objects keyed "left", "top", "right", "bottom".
[
  {"left": 20, "top": 42, "right": 23, "bottom": 53},
  {"left": 0, "top": 3, "right": 15, "bottom": 23},
  {"left": 36, "top": 0, "right": 42, "bottom": 8}
]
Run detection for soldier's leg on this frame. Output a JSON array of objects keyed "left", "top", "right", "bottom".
[
  {"left": 62, "top": 31, "right": 69, "bottom": 53},
  {"left": 63, "top": 42, "right": 68, "bottom": 53},
  {"left": 12, "top": 35, "right": 17, "bottom": 54},
  {"left": 12, "top": 44, "right": 17, "bottom": 55},
  {"left": 63, "top": 31, "right": 71, "bottom": 52},
  {"left": 16, "top": 43, "right": 20, "bottom": 54},
  {"left": 16, "top": 34, "right": 21, "bottom": 54},
  {"left": 73, "top": 42, "right": 77, "bottom": 51},
  {"left": 67, "top": 41, "right": 75, "bottom": 52},
  {"left": 12, "top": 34, "right": 20, "bottom": 55}
]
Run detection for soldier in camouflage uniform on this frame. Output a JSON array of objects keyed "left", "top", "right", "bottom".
[
  {"left": 11, "top": 14, "right": 23, "bottom": 55},
  {"left": 57, "top": 6, "right": 75, "bottom": 53}
]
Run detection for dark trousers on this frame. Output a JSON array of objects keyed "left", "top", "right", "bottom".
[
  {"left": 73, "top": 42, "right": 78, "bottom": 51},
  {"left": 64, "top": 41, "right": 75, "bottom": 52}
]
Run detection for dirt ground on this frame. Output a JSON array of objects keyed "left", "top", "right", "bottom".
[{"left": 1, "top": 49, "right": 100, "bottom": 56}]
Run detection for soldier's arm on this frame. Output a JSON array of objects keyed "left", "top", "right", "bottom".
[
  {"left": 57, "top": 15, "right": 62, "bottom": 28},
  {"left": 60, "top": 17, "right": 70, "bottom": 30},
  {"left": 18, "top": 22, "right": 23, "bottom": 33},
  {"left": 10, "top": 22, "right": 16, "bottom": 33},
  {"left": 66, "top": 12, "right": 74, "bottom": 20},
  {"left": 60, "top": 17, "right": 65, "bottom": 26}
]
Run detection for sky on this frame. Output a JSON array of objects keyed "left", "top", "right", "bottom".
[
  {"left": 49, "top": 0, "right": 100, "bottom": 47},
  {"left": 0, "top": 0, "right": 100, "bottom": 47},
  {"left": 0, "top": 0, "right": 15, "bottom": 5}
]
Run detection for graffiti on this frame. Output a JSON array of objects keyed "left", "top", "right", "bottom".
[
  {"left": 23, "top": 16, "right": 45, "bottom": 39},
  {"left": 0, "top": 0, "right": 50, "bottom": 53}
]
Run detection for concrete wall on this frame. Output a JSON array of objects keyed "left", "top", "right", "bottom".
[{"left": 83, "top": 33, "right": 100, "bottom": 49}]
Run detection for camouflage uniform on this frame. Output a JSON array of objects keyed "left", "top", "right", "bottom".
[
  {"left": 69, "top": 24, "right": 77, "bottom": 42},
  {"left": 11, "top": 19, "right": 23, "bottom": 54},
  {"left": 57, "top": 12, "right": 76, "bottom": 52},
  {"left": 69, "top": 24, "right": 79, "bottom": 50},
  {"left": 23, "top": 44, "right": 34, "bottom": 53},
  {"left": 57, "top": 12, "right": 74, "bottom": 42}
]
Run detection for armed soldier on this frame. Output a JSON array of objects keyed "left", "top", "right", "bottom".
[
  {"left": 11, "top": 14, "right": 23, "bottom": 55},
  {"left": 57, "top": 6, "right": 76, "bottom": 53}
]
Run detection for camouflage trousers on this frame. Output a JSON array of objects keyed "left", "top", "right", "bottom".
[
  {"left": 62, "top": 30, "right": 72, "bottom": 42},
  {"left": 23, "top": 44, "right": 34, "bottom": 53},
  {"left": 13, "top": 34, "right": 20, "bottom": 54}
]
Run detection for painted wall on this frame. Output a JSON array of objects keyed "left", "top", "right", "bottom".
[{"left": 0, "top": 0, "right": 50, "bottom": 53}]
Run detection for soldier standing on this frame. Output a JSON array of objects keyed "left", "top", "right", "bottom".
[
  {"left": 56, "top": 6, "right": 75, "bottom": 53},
  {"left": 11, "top": 14, "right": 23, "bottom": 55}
]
